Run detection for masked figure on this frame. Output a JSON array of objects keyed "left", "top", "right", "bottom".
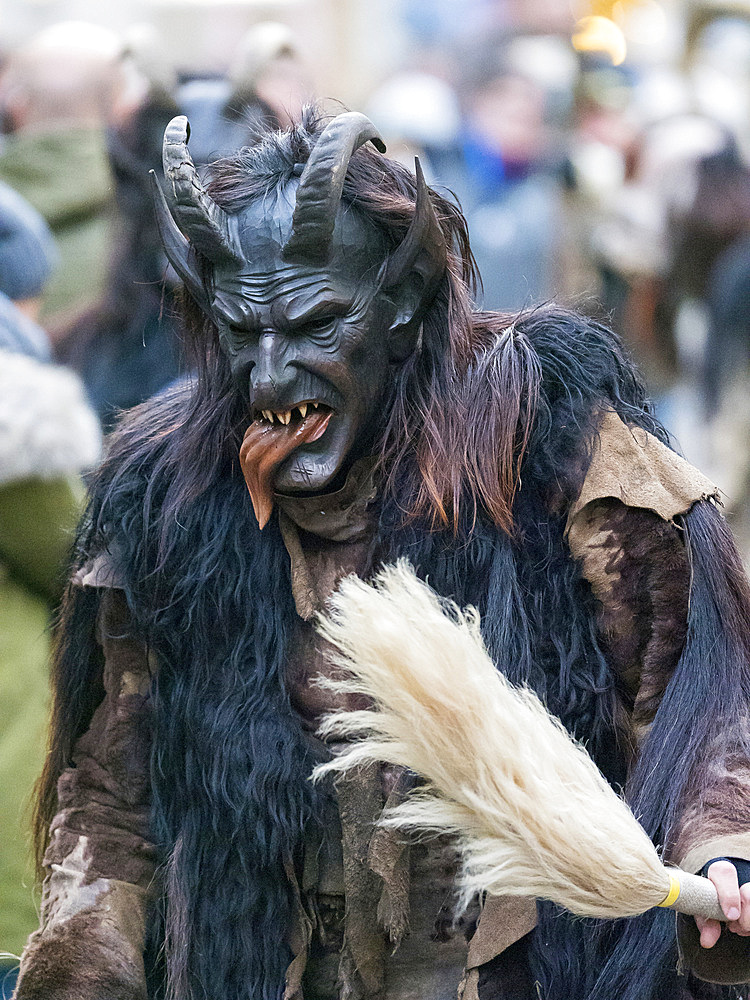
[{"left": 13, "top": 110, "right": 750, "bottom": 1000}]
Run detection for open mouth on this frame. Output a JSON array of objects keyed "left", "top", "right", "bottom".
[
  {"left": 241, "top": 401, "right": 334, "bottom": 529},
  {"left": 253, "top": 400, "right": 334, "bottom": 429}
]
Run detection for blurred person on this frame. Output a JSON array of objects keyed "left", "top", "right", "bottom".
[
  {"left": 0, "top": 180, "right": 57, "bottom": 359},
  {"left": 0, "top": 179, "right": 100, "bottom": 995},
  {"left": 589, "top": 111, "right": 732, "bottom": 393},
  {"left": 435, "top": 40, "right": 568, "bottom": 311},
  {"left": 0, "top": 215, "right": 100, "bottom": 1000},
  {"left": 698, "top": 231, "right": 750, "bottom": 537},
  {"left": 177, "top": 22, "right": 314, "bottom": 166},
  {"left": 56, "top": 82, "right": 185, "bottom": 433},
  {"left": 113, "top": 22, "right": 178, "bottom": 128},
  {"left": 666, "top": 140, "right": 750, "bottom": 557},
  {"left": 669, "top": 135, "right": 750, "bottom": 382},
  {"left": 0, "top": 22, "right": 121, "bottom": 330},
  {"left": 0, "top": 345, "right": 100, "bottom": 999}
]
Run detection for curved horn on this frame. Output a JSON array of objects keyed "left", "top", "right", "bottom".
[
  {"left": 150, "top": 171, "right": 213, "bottom": 316},
  {"left": 283, "top": 112, "right": 386, "bottom": 264},
  {"left": 382, "top": 157, "right": 447, "bottom": 296},
  {"left": 162, "top": 115, "right": 243, "bottom": 264}
]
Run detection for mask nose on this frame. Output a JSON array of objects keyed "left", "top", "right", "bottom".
[{"left": 250, "top": 332, "right": 296, "bottom": 402}]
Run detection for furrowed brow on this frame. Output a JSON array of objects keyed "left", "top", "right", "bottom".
[
  {"left": 213, "top": 294, "right": 262, "bottom": 332},
  {"left": 282, "top": 294, "right": 355, "bottom": 327}
]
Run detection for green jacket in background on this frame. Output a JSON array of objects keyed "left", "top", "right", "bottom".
[
  {"left": 0, "top": 127, "right": 115, "bottom": 327},
  {"left": 0, "top": 349, "right": 101, "bottom": 960}
]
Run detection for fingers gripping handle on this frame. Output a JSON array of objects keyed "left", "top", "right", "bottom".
[{"left": 659, "top": 870, "right": 727, "bottom": 921}]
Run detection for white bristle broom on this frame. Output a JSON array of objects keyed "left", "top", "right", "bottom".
[{"left": 314, "top": 561, "right": 726, "bottom": 923}]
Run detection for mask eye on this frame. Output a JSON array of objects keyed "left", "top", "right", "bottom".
[
  {"left": 299, "top": 315, "right": 336, "bottom": 335},
  {"left": 222, "top": 325, "right": 257, "bottom": 352}
]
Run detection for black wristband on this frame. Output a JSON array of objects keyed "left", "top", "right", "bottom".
[{"left": 700, "top": 856, "right": 750, "bottom": 887}]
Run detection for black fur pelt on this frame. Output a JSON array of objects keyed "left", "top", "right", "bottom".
[
  {"left": 82, "top": 432, "right": 323, "bottom": 1000},
  {"left": 53, "top": 307, "right": 746, "bottom": 1000},
  {"left": 376, "top": 308, "right": 669, "bottom": 775}
]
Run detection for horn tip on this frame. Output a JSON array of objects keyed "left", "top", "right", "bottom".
[
  {"left": 373, "top": 137, "right": 387, "bottom": 154},
  {"left": 165, "top": 114, "right": 191, "bottom": 145}
]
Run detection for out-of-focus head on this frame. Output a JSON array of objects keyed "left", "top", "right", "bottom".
[
  {"left": 460, "top": 42, "right": 551, "bottom": 169},
  {"left": 366, "top": 71, "right": 462, "bottom": 152},
  {"left": 229, "top": 21, "right": 313, "bottom": 128},
  {"left": 0, "top": 181, "right": 57, "bottom": 318},
  {"left": 111, "top": 22, "right": 178, "bottom": 128},
  {"left": 153, "top": 111, "right": 448, "bottom": 522},
  {"left": 0, "top": 21, "right": 122, "bottom": 133}
]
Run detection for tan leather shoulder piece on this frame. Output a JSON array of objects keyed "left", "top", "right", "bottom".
[{"left": 565, "top": 410, "right": 719, "bottom": 540}]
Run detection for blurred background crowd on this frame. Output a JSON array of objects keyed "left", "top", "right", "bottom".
[{"left": 1, "top": 0, "right": 750, "bottom": 992}]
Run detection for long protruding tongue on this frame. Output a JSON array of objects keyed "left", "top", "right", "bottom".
[{"left": 239, "top": 410, "right": 332, "bottom": 529}]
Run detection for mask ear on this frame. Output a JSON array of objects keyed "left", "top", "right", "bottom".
[
  {"left": 386, "top": 271, "right": 431, "bottom": 362},
  {"left": 382, "top": 158, "right": 447, "bottom": 363}
]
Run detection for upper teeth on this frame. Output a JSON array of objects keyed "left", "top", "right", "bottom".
[{"left": 260, "top": 403, "right": 322, "bottom": 425}]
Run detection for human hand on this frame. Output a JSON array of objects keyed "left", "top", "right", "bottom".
[{"left": 695, "top": 859, "right": 750, "bottom": 948}]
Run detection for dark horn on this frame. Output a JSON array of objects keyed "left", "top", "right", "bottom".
[
  {"left": 283, "top": 112, "right": 386, "bottom": 264},
  {"left": 382, "top": 157, "right": 447, "bottom": 295},
  {"left": 162, "top": 115, "right": 243, "bottom": 264},
  {"left": 150, "top": 171, "right": 213, "bottom": 316}
]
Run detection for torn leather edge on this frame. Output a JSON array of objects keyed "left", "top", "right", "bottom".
[{"left": 565, "top": 410, "right": 720, "bottom": 541}]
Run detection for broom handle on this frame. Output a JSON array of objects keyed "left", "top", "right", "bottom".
[{"left": 663, "top": 869, "right": 728, "bottom": 922}]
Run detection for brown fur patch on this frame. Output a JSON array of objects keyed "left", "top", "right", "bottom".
[
  {"left": 16, "top": 590, "right": 156, "bottom": 998},
  {"left": 46, "top": 589, "right": 155, "bottom": 887},
  {"left": 14, "top": 880, "right": 150, "bottom": 1000},
  {"left": 570, "top": 499, "right": 690, "bottom": 758}
]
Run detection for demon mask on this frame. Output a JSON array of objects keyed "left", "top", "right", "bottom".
[{"left": 153, "top": 112, "right": 446, "bottom": 526}]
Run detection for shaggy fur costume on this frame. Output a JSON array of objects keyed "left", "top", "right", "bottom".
[{"left": 19, "top": 302, "right": 750, "bottom": 1000}]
